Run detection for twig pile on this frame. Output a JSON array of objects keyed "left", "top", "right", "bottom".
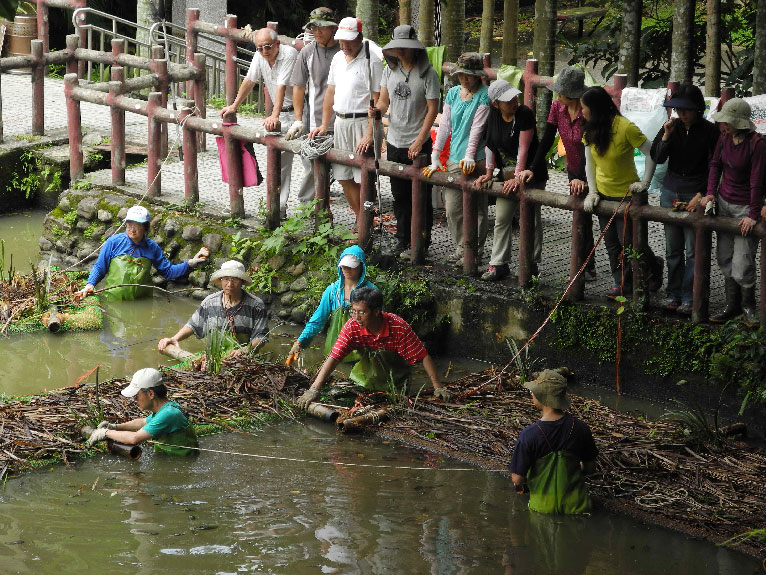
[{"left": 0, "top": 271, "right": 84, "bottom": 334}]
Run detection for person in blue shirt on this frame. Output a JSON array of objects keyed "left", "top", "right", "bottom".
[
  {"left": 287, "top": 245, "right": 377, "bottom": 362},
  {"left": 87, "top": 368, "right": 199, "bottom": 456},
  {"left": 75, "top": 205, "right": 208, "bottom": 301}
]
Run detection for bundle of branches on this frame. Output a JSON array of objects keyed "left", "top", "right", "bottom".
[
  {"left": 0, "top": 361, "right": 309, "bottom": 480},
  {"left": 372, "top": 368, "right": 766, "bottom": 557}
]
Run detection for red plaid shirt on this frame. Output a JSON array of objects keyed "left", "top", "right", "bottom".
[
  {"left": 547, "top": 99, "right": 585, "bottom": 177},
  {"left": 330, "top": 312, "right": 428, "bottom": 364}
]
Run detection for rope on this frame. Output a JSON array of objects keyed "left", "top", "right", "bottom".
[
  {"left": 297, "top": 134, "right": 334, "bottom": 160},
  {"left": 147, "top": 440, "right": 475, "bottom": 472}
]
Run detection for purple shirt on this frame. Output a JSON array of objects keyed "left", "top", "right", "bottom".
[
  {"left": 547, "top": 100, "right": 585, "bottom": 176},
  {"left": 707, "top": 133, "right": 766, "bottom": 220}
]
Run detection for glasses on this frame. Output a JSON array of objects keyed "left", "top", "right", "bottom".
[
  {"left": 255, "top": 43, "right": 275, "bottom": 52},
  {"left": 351, "top": 309, "right": 369, "bottom": 317}
]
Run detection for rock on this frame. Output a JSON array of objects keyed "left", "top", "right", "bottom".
[
  {"left": 178, "top": 245, "right": 196, "bottom": 262},
  {"left": 290, "top": 308, "right": 306, "bottom": 323},
  {"left": 97, "top": 209, "right": 113, "bottom": 223},
  {"left": 150, "top": 214, "right": 162, "bottom": 233},
  {"left": 259, "top": 292, "right": 273, "bottom": 305},
  {"left": 280, "top": 292, "right": 295, "bottom": 306},
  {"left": 151, "top": 274, "right": 166, "bottom": 286},
  {"left": 117, "top": 207, "right": 129, "bottom": 220},
  {"left": 189, "top": 270, "right": 209, "bottom": 288},
  {"left": 50, "top": 217, "right": 72, "bottom": 232},
  {"left": 87, "top": 225, "right": 106, "bottom": 239},
  {"left": 103, "top": 226, "right": 118, "bottom": 239},
  {"left": 76, "top": 220, "right": 90, "bottom": 231},
  {"left": 58, "top": 197, "right": 71, "bottom": 212},
  {"left": 82, "top": 132, "right": 103, "bottom": 146},
  {"left": 202, "top": 233, "right": 222, "bottom": 255},
  {"left": 287, "top": 261, "right": 306, "bottom": 276},
  {"left": 76, "top": 197, "right": 99, "bottom": 220},
  {"left": 38, "top": 237, "right": 53, "bottom": 251},
  {"left": 192, "top": 289, "right": 214, "bottom": 300},
  {"left": 289, "top": 276, "right": 308, "bottom": 292},
  {"left": 267, "top": 253, "right": 286, "bottom": 270},
  {"left": 64, "top": 255, "right": 79, "bottom": 266},
  {"left": 164, "top": 218, "right": 179, "bottom": 237},
  {"left": 182, "top": 225, "right": 202, "bottom": 241},
  {"left": 154, "top": 236, "right": 164, "bottom": 248},
  {"left": 77, "top": 242, "right": 99, "bottom": 260},
  {"left": 56, "top": 236, "right": 76, "bottom": 253},
  {"left": 164, "top": 240, "right": 180, "bottom": 259},
  {"left": 277, "top": 309, "right": 291, "bottom": 320},
  {"left": 273, "top": 280, "right": 290, "bottom": 295}
]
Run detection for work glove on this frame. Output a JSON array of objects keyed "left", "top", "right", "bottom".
[
  {"left": 422, "top": 150, "right": 444, "bottom": 178},
  {"left": 433, "top": 387, "right": 455, "bottom": 402},
  {"left": 628, "top": 180, "right": 650, "bottom": 194},
  {"left": 582, "top": 191, "right": 600, "bottom": 213},
  {"left": 459, "top": 156, "right": 476, "bottom": 175},
  {"left": 285, "top": 120, "right": 305, "bottom": 140},
  {"left": 97, "top": 421, "right": 117, "bottom": 430},
  {"left": 74, "top": 284, "right": 95, "bottom": 302},
  {"left": 285, "top": 341, "right": 302, "bottom": 366},
  {"left": 296, "top": 387, "right": 320, "bottom": 409},
  {"left": 87, "top": 427, "right": 108, "bottom": 445},
  {"left": 188, "top": 247, "right": 210, "bottom": 269}
]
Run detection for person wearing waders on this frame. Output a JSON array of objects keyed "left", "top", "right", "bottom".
[
  {"left": 509, "top": 370, "right": 598, "bottom": 514},
  {"left": 296, "top": 287, "right": 453, "bottom": 407},
  {"left": 75, "top": 206, "right": 208, "bottom": 301},
  {"left": 287, "top": 245, "right": 377, "bottom": 365},
  {"left": 283, "top": 7, "right": 341, "bottom": 205},
  {"left": 87, "top": 368, "right": 199, "bottom": 456}
]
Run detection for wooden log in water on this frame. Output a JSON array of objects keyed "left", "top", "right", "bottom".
[
  {"left": 81, "top": 426, "right": 142, "bottom": 460},
  {"left": 305, "top": 402, "right": 340, "bottom": 423},
  {"left": 338, "top": 408, "right": 389, "bottom": 432},
  {"left": 159, "top": 343, "right": 195, "bottom": 361}
]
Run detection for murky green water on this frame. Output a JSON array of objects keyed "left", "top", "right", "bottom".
[{"left": 0, "top": 212, "right": 761, "bottom": 574}]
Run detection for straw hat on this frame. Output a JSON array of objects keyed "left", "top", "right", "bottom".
[
  {"left": 711, "top": 98, "right": 755, "bottom": 132},
  {"left": 210, "top": 260, "right": 252, "bottom": 287}
]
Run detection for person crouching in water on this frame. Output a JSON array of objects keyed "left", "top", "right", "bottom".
[
  {"left": 509, "top": 370, "right": 598, "bottom": 513},
  {"left": 87, "top": 368, "right": 199, "bottom": 456}
]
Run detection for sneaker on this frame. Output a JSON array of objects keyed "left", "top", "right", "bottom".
[
  {"left": 663, "top": 298, "right": 681, "bottom": 311},
  {"left": 607, "top": 286, "right": 632, "bottom": 299},
  {"left": 584, "top": 269, "right": 597, "bottom": 283},
  {"left": 677, "top": 301, "right": 693, "bottom": 315},
  {"left": 481, "top": 264, "right": 510, "bottom": 281}
]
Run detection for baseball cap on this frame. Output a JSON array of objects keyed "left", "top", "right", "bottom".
[
  {"left": 121, "top": 368, "right": 163, "bottom": 397},
  {"left": 335, "top": 17, "right": 362, "bottom": 41}
]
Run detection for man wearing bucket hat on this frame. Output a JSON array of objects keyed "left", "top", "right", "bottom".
[
  {"left": 423, "top": 52, "right": 491, "bottom": 265},
  {"left": 508, "top": 370, "right": 598, "bottom": 514},
  {"left": 221, "top": 27, "right": 298, "bottom": 219},
  {"left": 520, "top": 66, "right": 598, "bottom": 283},
  {"left": 308, "top": 16, "right": 383, "bottom": 219},
  {"left": 700, "top": 98, "right": 765, "bottom": 326},
  {"left": 370, "top": 25, "right": 440, "bottom": 259},
  {"left": 75, "top": 205, "right": 209, "bottom": 301},
  {"left": 650, "top": 84, "right": 719, "bottom": 316},
  {"left": 158, "top": 260, "right": 268, "bottom": 357},
  {"left": 285, "top": 8, "right": 342, "bottom": 207},
  {"left": 473, "top": 79, "right": 546, "bottom": 281},
  {"left": 87, "top": 368, "right": 199, "bottom": 456}
]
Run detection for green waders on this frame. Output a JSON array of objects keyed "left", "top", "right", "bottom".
[
  {"left": 526, "top": 418, "right": 592, "bottom": 514},
  {"left": 102, "top": 254, "right": 153, "bottom": 301},
  {"left": 325, "top": 306, "right": 361, "bottom": 363},
  {"left": 349, "top": 348, "right": 412, "bottom": 392},
  {"left": 153, "top": 426, "right": 199, "bottom": 456}
]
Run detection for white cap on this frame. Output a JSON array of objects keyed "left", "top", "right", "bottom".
[
  {"left": 121, "top": 368, "right": 162, "bottom": 397},
  {"left": 487, "top": 79, "right": 522, "bottom": 103},
  {"left": 125, "top": 205, "right": 151, "bottom": 224},
  {"left": 334, "top": 17, "right": 362, "bottom": 40},
  {"left": 339, "top": 254, "right": 361, "bottom": 268}
]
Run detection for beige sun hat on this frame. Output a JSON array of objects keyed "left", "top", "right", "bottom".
[
  {"left": 523, "top": 370, "right": 571, "bottom": 411},
  {"left": 210, "top": 260, "right": 252, "bottom": 287},
  {"left": 711, "top": 98, "right": 756, "bottom": 132}
]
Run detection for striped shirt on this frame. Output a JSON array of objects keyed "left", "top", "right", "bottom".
[
  {"left": 186, "top": 291, "right": 268, "bottom": 344},
  {"left": 330, "top": 312, "right": 428, "bottom": 364}
]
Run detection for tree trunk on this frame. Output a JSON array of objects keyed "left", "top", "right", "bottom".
[
  {"left": 753, "top": 0, "right": 766, "bottom": 94},
  {"left": 704, "top": 0, "right": 721, "bottom": 96},
  {"left": 400, "top": 0, "right": 412, "bottom": 27},
  {"left": 532, "top": 0, "right": 556, "bottom": 126},
  {"left": 136, "top": 0, "right": 153, "bottom": 59},
  {"left": 502, "top": 0, "right": 519, "bottom": 66},
  {"left": 670, "top": 0, "right": 694, "bottom": 83},
  {"left": 356, "top": 0, "right": 379, "bottom": 43},
  {"left": 618, "top": 0, "right": 642, "bottom": 86},
  {"left": 419, "top": 0, "right": 435, "bottom": 45},
  {"left": 442, "top": 0, "right": 465, "bottom": 62},
  {"left": 479, "top": 0, "right": 494, "bottom": 54}
]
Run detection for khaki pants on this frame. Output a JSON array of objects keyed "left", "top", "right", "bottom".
[
  {"left": 443, "top": 161, "right": 488, "bottom": 257},
  {"left": 716, "top": 196, "right": 759, "bottom": 288}
]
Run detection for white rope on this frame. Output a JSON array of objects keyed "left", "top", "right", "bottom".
[
  {"left": 148, "top": 440, "right": 476, "bottom": 472},
  {"left": 297, "top": 134, "right": 333, "bottom": 160}
]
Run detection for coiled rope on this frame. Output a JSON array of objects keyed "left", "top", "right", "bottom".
[{"left": 297, "top": 134, "right": 334, "bottom": 160}]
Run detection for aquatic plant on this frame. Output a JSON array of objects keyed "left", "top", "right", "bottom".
[
  {"left": 205, "top": 326, "right": 239, "bottom": 374},
  {"left": 0, "top": 240, "right": 15, "bottom": 283}
]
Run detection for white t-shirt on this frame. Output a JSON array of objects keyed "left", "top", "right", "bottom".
[
  {"left": 327, "top": 48, "right": 382, "bottom": 114},
  {"left": 245, "top": 44, "right": 298, "bottom": 108}
]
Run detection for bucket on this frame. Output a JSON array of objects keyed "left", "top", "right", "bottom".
[{"left": 5, "top": 14, "right": 37, "bottom": 73}]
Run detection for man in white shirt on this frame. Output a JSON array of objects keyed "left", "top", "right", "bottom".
[
  {"left": 221, "top": 28, "right": 298, "bottom": 218},
  {"left": 308, "top": 17, "right": 382, "bottom": 219}
]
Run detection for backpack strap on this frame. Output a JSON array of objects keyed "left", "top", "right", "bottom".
[{"left": 534, "top": 421, "right": 555, "bottom": 452}]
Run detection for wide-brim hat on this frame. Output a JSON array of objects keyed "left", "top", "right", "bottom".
[
  {"left": 383, "top": 25, "right": 425, "bottom": 51},
  {"left": 488, "top": 79, "right": 521, "bottom": 103},
  {"left": 121, "top": 368, "right": 162, "bottom": 397},
  {"left": 664, "top": 96, "right": 701, "bottom": 110},
  {"left": 335, "top": 17, "right": 362, "bottom": 41},
  {"left": 523, "top": 370, "right": 571, "bottom": 410},
  {"left": 711, "top": 98, "right": 755, "bottom": 132},
  {"left": 303, "top": 7, "right": 337, "bottom": 30},
  {"left": 450, "top": 52, "right": 487, "bottom": 78},
  {"left": 547, "top": 66, "right": 586, "bottom": 99},
  {"left": 210, "top": 260, "right": 252, "bottom": 287}
]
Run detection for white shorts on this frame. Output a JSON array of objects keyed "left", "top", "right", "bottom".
[{"left": 332, "top": 116, "right": 368, "bottom": 183}]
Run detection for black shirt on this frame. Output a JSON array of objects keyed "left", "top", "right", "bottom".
[{"left": 486, "top": 104, "right": 548, "bottom": 184}]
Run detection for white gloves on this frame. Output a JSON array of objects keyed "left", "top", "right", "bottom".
[
  {"left": 188, "top": 247, "right": 210, "bottom": 269},
  {"left": 74, "top": 284, "right": 95, "bottom": 301},
  {"left": 628, "top": 180, "right": 650, "bottom": 194},
  {"left": 433, "top": 387, "right": 455, "bottom": 402},
  {"left": 87, "top": 427, "right": 108, "bottom": 445},
  {"left": 289, "top": 341, "right": 301, "bottom": 359},
  {"left": 583, "top": 191, "right": 600, "bottom": 213},
  {"left": 285, "top": 120, "right": 305, "bottom": 140},
  {"left": 97, "top": 421, "right": 117, "bottom": 430},
  {"left": 422, "top": 150, "right": 444, "bottom": 177},
  {"left": 296, "top": 387, "right": 320, "bottom": 409},
  {"left": 459, "top": 156, "right": 476, "bottom": 175}
]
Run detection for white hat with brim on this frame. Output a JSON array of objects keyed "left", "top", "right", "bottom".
[
  {"left": 488, "top": 79, "right": 522, "bottom": 103},
  {"left": 210, "top": 260, "right": 252, "bottom": 287},
  {"left": 711, "top": 98, "right": 756, "bottom": 132},
  {"left": 339, "top": 254, "right": 361, "bottom": 268},
  {"left": 335, "top": 17, "right": 362, "bottom": 41},
  {"left": 125, "top": 205, "right": 151, "bottom": 224},
  {"left": 383, "top": 25, "right": 425, "bottom": 51},
  {"left": 121, "top": 368, "right": 162, "bottom": 397}
]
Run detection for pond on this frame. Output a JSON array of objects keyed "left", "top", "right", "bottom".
[{"left": 0, "top": 211, "right": 761, "bottom": 574}]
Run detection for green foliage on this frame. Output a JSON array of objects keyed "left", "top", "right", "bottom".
[
  {"left": 50, "top": 224, "right": 68, "bottom": 239},
  {"left": 87, "top": 150, "right": 104, "bottom": 165},
  {"left": 205, "top": 326, "right": 239, "bottom": 374},
  {"left": 71, "top": 179, "right": 93, "bottom": 191},
  {"left": 61, "top": 209, "right": 78, "bottom": 226},
  {"left": 10, "top": 149, "right": 62, "bottom": 200},
  {"left": 207, "top": 93, "right": 257, "bottom": 115},
  {"left": 376, "top": 268, "right": 434, "bottom": 332},
  {"left": 0, "top": 240, "right": 16, "bottom": 283},
  {"left": 82, "top": 221, "right": 101, "bottom": 239}
]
